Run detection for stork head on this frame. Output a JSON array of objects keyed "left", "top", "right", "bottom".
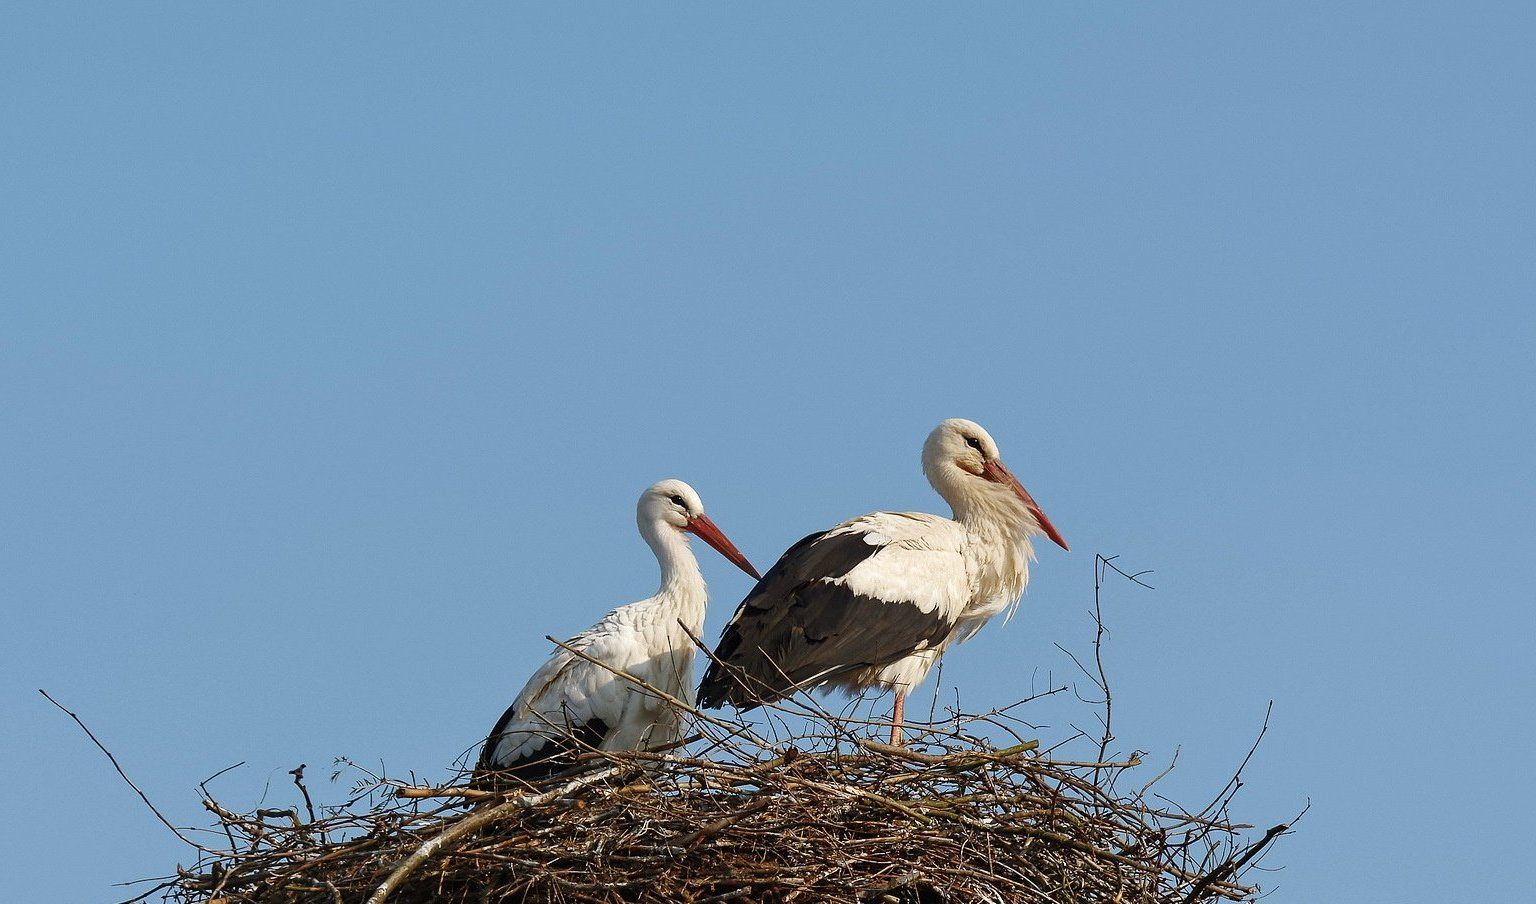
[
  {"left": 638, "top": 479, "right": 761, "bottom": 579},
  {"left": 922, "top": 419, "right": 1068, "bottom": 551}
]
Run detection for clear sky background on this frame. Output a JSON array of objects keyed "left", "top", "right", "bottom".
[{"left": 4, "top": 4, "right": 1533, "bottom": 901}]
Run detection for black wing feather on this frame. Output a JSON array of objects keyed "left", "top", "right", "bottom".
[{"left": 476, "top": 708, "right": 611, "bottom": 782}]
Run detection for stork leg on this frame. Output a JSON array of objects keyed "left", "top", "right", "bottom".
[{"left": 889, "top": 691, "right": 906, "bottom": 746}]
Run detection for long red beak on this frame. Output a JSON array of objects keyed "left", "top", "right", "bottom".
[
  {"left": 685, "top": 513, "right": 762, "bottom": 580},
  {"left": 982, "top": 460, "right": 1069, "bottom": 551}
]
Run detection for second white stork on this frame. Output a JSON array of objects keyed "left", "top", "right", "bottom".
[
  {"left": 477, "top": 479, "right": 760, "bottom": 781},
  {"left": 698, "top": 419, "right": 1068, "bottom": 744}
]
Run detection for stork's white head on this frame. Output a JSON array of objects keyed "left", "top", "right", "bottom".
[
  {"left": 922, "top": 419, "right": 1069, "bottom": 551},
  {"left": 638, "top": 479, "right": 761, "bottom": 579}
]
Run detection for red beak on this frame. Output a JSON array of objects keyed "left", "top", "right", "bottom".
[
  {"left": 981, "top": 460, "right": 1069, "bottom": 552},
  {"left": 685, "top": 513, "right": 762, "bottom": 580}
]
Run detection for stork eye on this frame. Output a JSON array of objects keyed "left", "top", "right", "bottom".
[
  {"left": 965, "top": 437, "right": 984, "bottom": 452},
  {"left": 669, "top": 494, "right": 687, "bottom": 506}
]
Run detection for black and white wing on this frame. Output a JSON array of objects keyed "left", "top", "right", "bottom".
[
  {"left": 476, "top": 626, "right": 632, "bottom": 780},
  {"left": 697, "top": 512, "right": 969, "bottom": 709}
]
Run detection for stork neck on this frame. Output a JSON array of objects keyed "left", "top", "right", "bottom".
[
  {"left": 927, "top": 459, "right": 1025, "bottom": 535},
  {"left": 951, "top": 489, "right": 1028, "bottom": 534},
  {"left": 957, "top": 500, "right": 1034, "bottom": 549},
  {"left": 943, "top": 482, "right": 1036, "bottom": 604},
  {"left": 642, "top": 520, "right": 707, "bottom": 603}
]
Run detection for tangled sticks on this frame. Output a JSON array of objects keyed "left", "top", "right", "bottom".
[{"left": 159, "top": 690, "right": 1286, "bottom": 904}]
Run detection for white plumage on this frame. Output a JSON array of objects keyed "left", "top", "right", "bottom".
[
  {"left": 478, "top": 479, "right": 759, "bottom": 779},
  {"left": 826, "top": 513, "right": 971, "bottom": 617}
]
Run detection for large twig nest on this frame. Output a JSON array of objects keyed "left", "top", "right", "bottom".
[{"left": 159, "top": 698, "right": 1286, "bottom": 904}]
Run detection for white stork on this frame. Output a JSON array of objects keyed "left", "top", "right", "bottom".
[
  {"left": 477, "top": 479, "right": 760, "bottom": 781},
  {"left": 698, "top": 419, "right": 1068, "bottom": 744}
]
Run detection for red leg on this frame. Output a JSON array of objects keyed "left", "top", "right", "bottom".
[{"left": 890, "top": 691, "right": 906, "bottom": 746}]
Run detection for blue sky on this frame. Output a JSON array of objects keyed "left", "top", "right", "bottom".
[{"left": 3, "top": 4, "right": 1532, "bottom": 901}]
